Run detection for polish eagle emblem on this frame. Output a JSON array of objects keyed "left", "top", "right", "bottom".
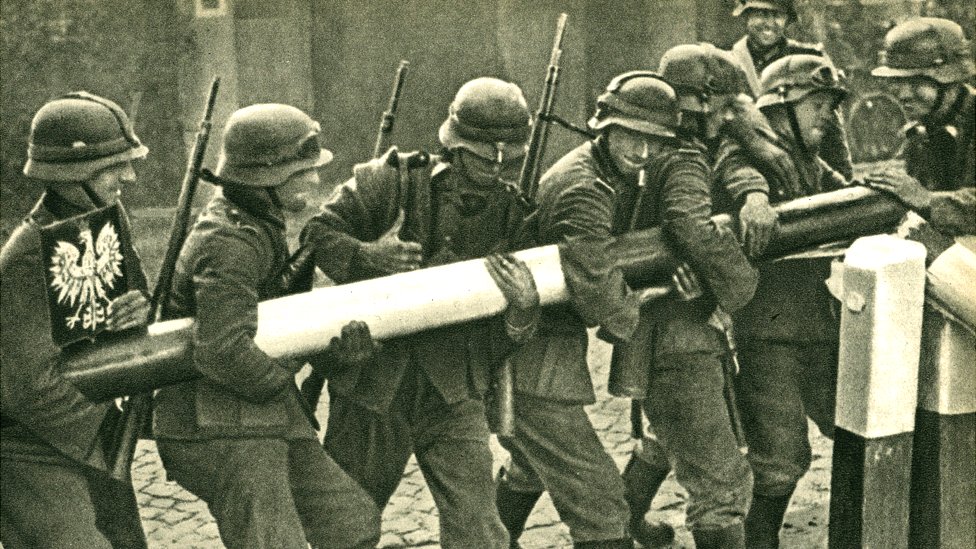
[
  {"left": 40, "top": 204, "right": 131, "bottom": 346},
  {"left": 49, "top": 221, "right": 124, "bottom": 331}
]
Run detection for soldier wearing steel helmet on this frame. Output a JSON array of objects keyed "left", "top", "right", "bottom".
[
  {"left": 609, "top": 42, "right": 783, "bottom": 549},
  {"left": 301, "top": 77, "right": 539, "bottom": 549},
  {"left": 729, "top": 0, "right": 854, "bottom": 180},
  {"left": 494, "top": 71, "right": 757, "bottom": 549},
  {"left": 151, "top": 103, "right": 381, "bottom": 549},
  {"left": 1, "top": 92, "right": 150, "bottom": 547},
  {"left": 865, "top": 17, "right": 975, "bottom": 239},
  {"left": 726, "top": 54, "right": 851, "bottom": 548}
]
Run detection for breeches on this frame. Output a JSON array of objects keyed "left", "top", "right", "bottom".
[
  {"left": 324, "top": 366, "right": 507, "bottom": 549},
  {"left": 156, "top": 437, "right": 380, "bottom": 549},
  {"left": 735, "top": 340, "right": 838, "bottom": 497},
  {"left": 498, "top": 393, "right": 629, "bottom": 542},
  {"left": 641, "top": 351, "right": 753, "bottom": 530},
  {"left": 0, "top": 457, "right": 146, "bottom": 549}
]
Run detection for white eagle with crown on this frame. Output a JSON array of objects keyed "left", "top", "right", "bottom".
[{"left": 48, "top": 221, "right": 124, "bottom": 332}]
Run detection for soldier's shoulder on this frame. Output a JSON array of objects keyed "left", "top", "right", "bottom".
[
  {"left": 540, "top": 143, "right": 612, "bottom": 198},
  {"left": 0, "top": 219, "right": 41, "bottom": 271},
  {"left": 194, "top": 197, "right": 270, "bottom": 251},
  {"left": 784, "top": 39, "right": 825, "bottom": 57}
]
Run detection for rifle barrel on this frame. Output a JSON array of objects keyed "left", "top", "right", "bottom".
[{"left": 373, "top": 60, "right": 409, "bottom": 158}]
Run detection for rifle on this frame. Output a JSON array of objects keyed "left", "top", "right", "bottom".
[
  {"left": 373, "top": 60, "right": 410, "bottom": 158},
  {"left": 491, "top": 14, "right": 569, "bottom": 438},
  {"left": 106, "top": 77, "right": 220, "bottom": 482},
  {"left": 518, "top": 12, "right": 568, "bottom": 202}
]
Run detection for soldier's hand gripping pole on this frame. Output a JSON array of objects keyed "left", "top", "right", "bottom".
[
  {"left": 107, "top": 77, "right": 221, "bottom": 482},
  {"left": 373, "top": 60, "right": 410, "bottom": 159}
]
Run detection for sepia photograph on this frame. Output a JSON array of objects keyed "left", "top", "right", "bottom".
[{"left": 1, "top": 0, "right": 973, "bottom": 547}]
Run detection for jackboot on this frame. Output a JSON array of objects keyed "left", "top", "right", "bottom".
[
  {"left": 573, "top": 537, "right": 635, "bottom": 548},
  {"left": 621, "top": 453, "right": 674, "bottom": 548},
  {"left": 691, "top": 523, "right": 746, "bottom": 549},
  {"left": 495, "top": 477, "right": 542, "bottom": 549},
  {"left": 744, "top": 491, "right": 793, "bottom": 549}
]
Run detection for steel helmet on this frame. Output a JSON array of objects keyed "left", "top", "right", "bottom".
[
  {"left": 659, "top": 44, "right": 748, "bottom": 112},
  {"left": 872, "top": 17, "right": 975, "bottom": 84},
  {"left": 438, "top": 77, "right": 531, "bottom": 162},
  {"left": 215, "top": 104, "right": 333, "bottom": 187},
  {"left": 588, "top": 71, "right": 680, "bottom": 139},
  {"left": 756, "top": 54, "right": 848, "bottom": 110},
  {"left": 24, "top": 92, "right": 148, "bottom": 182}
]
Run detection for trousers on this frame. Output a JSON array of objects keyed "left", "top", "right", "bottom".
[
  {"left": 324, "top": 366, "right": 508, "bottom": 549},
  {"left": 640, "top": 351, "right": 753, "bottom": 530},
  {"left": 735, "top": 341, "right": 837, "bottom": 497},
  {"left": 498, "top": 393, "right": 630, "bottom": 542},
  {"left": 0, "top": 457, "right": 147, "bottom": 548},
  {"left": 157, "top": 437, "right": 380, "bottom": 549}
]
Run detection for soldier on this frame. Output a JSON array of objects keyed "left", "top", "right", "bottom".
[
  {"left": 617, "top": 43, "right": 779, "bottom": 549},
  {"left": 725, "top": 55, "right": 851, "bottom": 548},
  {"left": 728, "top": 0, "right": 854, "bottom": 179},
  {"left": 1, "top": 92, "right": 150, "bottom": 548},
  {"left": 865, "top": 17, "right": 975, "bottom": 240},
  {"left": 495, "top": 71, "right": 758, "bottom": 549},
  {"left": 151, "top": 104, "right": 381, "bottom": 549},
  {"left": 300, "top": 77, "right": 538, "bottom": 549}
]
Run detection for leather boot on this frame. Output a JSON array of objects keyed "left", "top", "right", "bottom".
[
  {"left": 691, "top": 524, "right": 746, "bottom": 549},
  {"left": 744, "top": 492, "right": 793, "bottom": 549},
  {"left": 495, "top": 477, "right": 542, "bottom": 549},
  {"left": 621, "top": 454, "right": 674, "bottom": 548},
  {"left": 573, "top": 538, "right": 635, "bottom": 548}
]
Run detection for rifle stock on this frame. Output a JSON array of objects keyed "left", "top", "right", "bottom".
[{"left": 107, "top": 77, "right": 220, "bottom": 482}]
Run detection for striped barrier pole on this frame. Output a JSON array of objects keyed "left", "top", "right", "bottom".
[{"left": 827, "top": 235, "right": 928, "bottom": 548}]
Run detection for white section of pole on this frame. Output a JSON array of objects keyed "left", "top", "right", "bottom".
[{"left": 150, "top": 245, "right": 569, "bottom": 359}]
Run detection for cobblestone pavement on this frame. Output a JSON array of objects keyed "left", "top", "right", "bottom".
[{"left": 132, "top": 333, "right": 832, "bottom": 548}]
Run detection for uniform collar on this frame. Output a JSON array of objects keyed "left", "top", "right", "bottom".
[
  {"left": 220, "top": 185, "right": 286, "bottom": 230},
  {"left": 591, "top": 137, "right": 640, "bottom": 191}
]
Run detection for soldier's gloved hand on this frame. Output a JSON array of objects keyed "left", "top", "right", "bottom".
[
  {"left": 359, "top": 209, "right": 424, "bottom": 274},
  {"left": 864, "top": 169, "right": 933, "bottom": 215},
  {"left": 328, "top": 320, "right": 378, "bottom": 366},
  {"left": 486, "top": 253, "right": 540, "bottom": 343},
  {"left": 106, "top": 290, "right": 150, "bottom": 331},
  {"left": 738, "top": 192, "right": 779, "bottom": 258},
  {"left": 485, "top": 254, "right": 539, "bottom": 312},
  {"left": 672, "top": 263, "right": 703, "bottom": 301}
]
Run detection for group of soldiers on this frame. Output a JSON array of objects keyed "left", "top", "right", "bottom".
[{"left": 2, "top": 0, "right": 974, "bottom": 547}]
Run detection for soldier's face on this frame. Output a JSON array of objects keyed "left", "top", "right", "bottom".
[
  {"left": 606, "top": 126, "right": 662, "bottom": 176},
  {"left": 792, "top": 90, "right": 837, "bottom": 151},
  {"left": 90, "top": 161, "right": 136, "bottom": 204},
  {"left": 456, "top": 148, "right": 523, "bottom": 189},
  {"left": 746, "top": 9, "right": 788, "bottom": 48},
  {"left": 888, "top": 77, "right": 941, "bottom": 121},
  {"left": 279, "top": 168, "right": 320, "bottom": 212}
]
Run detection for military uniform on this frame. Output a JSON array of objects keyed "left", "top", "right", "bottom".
[
  {"left": 302, "top": 78, "right": 533, "bottom": 549},
  {"left": 496, "top": 139, "right": 641, "bottom": 547},
  {"left": 302, "top": 150, "right": 525, "bottom": 548},
  {"left": 1, "top": 93, "right": 149, "bottom": 549},
  {"left": 152, "top": 104, "right": 380, "bottom": 549},
  {"left": 723, "top": 54, "right": 849, "bottom": 548}
]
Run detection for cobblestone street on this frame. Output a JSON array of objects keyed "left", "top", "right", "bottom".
[{"left": 132, "top": 333, "right": 832, "bottom": 548}]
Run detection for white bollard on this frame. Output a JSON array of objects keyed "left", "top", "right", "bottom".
[{"left": 827, "top": 235, "right": 927, "bottom": 549}]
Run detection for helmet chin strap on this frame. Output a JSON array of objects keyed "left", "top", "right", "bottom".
[{"left": 81, "top": 182, "right": 108, "bottom": 208}]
